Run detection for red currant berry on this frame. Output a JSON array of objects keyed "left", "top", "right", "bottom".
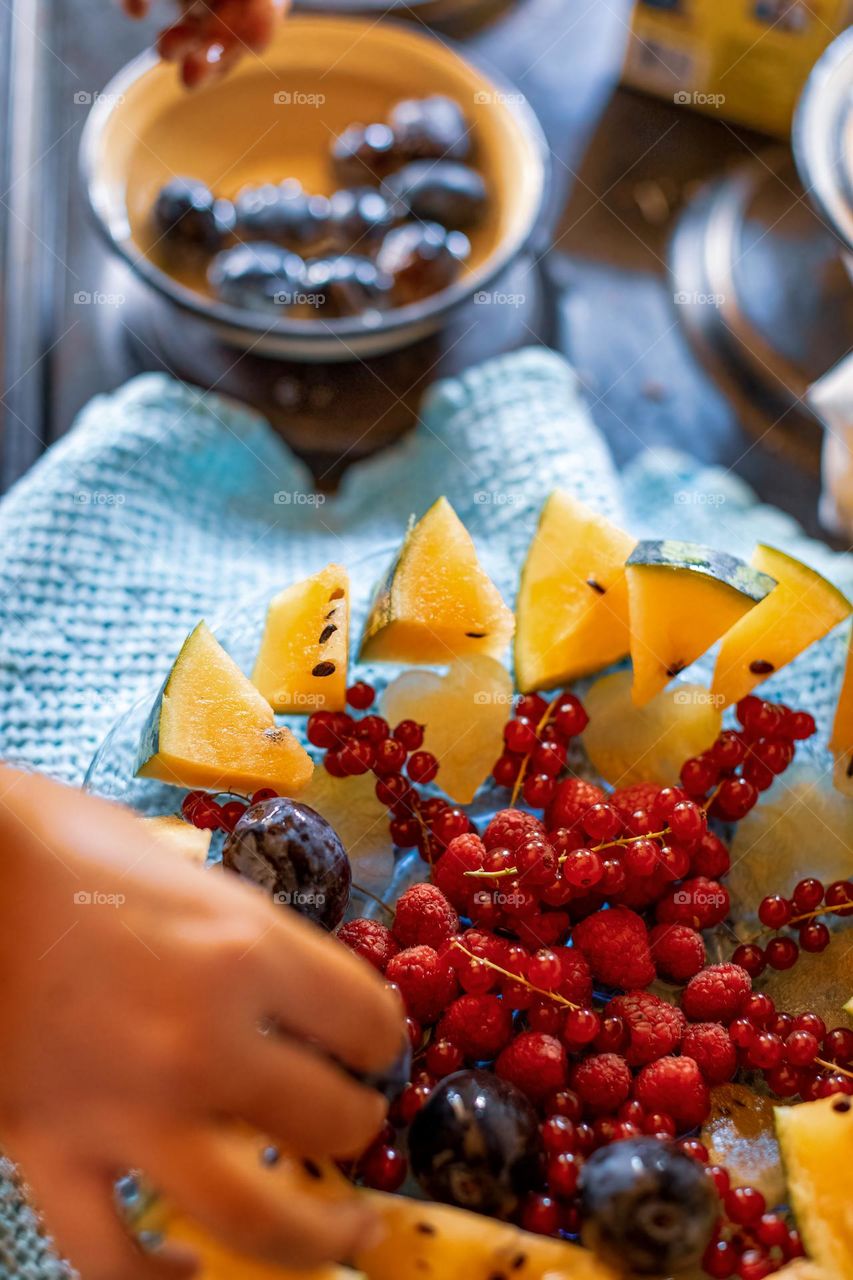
[
  {"left": 562, "top": 1007, "right": 600, "bottom": 1048},
  {"left": 711, "top": 731, "right": 747, "bottom": 771},
  {"left": 599, "top": 857, "right": 627, "bottom": 895},
  {"left": 562, "top": 848, "right": 604, "bottom": 889},
  {"left": 307, "top": 710, "right": 338, "bottom": 748},
  {"left": 432, "top": 808, "right": 470, "bottom": 848},
  {"left": 492, "top": 753, "right": 522, "bottom": 787},
  {"left": 425, "top": 1038, "right": 464, "bottom": 1076},
  {"left": 792, "top": 877, "right": 824, "bottom": 913},
  {"left": 219, "top": 800, "right": 247, "bottom": 833},
  {"left": 581, "top": 803, "right": 622, "bottom": 842},
  {"left": 594, "top": 1015, "right": 628, "bottom": 1054},
  {"left": 678, "top": 1139, "right": 708, "bottom": 1163},
  {"left": 729, "top": 1018, "right": 756, "bottom": 1051},
  {"left": 793, "top": 1012, "right": 826, "bottom": 1039},
  {"left": 389, "top": 817, "right": 420, "bottom": 848},
  {"left": 765, "top": 1063, "right": 801, "bottom": 1097},
  {"left": 826, "top": 880, "right": 853, "bottom": 911},
  {"left": 824, "top": 1027, "right": 853, "bottom": 1065},
  {"left": 528, "top": 949, "right": 564, "bottom": 990},
  {"left": 668, "top": 800, "right": 706, "bottom": 843},
  {"left": 393, "top": 719, "right": 424, "bottom": 751},
  {"left": 533, "top": 740, "right": 566, "bottom": 776},
  {"left": 181, "top": 790, "right": 209, "bottom": 825},
  {"left": 346, "top": 681, "right": 375, "bottom": 710},
  {"left": 251, "top": 788, "right": 278, "bottom": 804},
  {"left": 788, "top": 710, "right": 816, "bottom": 739},
  {"left": 358, "top": 714, "right": 389, "bottom": 743},
  {"left": 340, "top": 738, "right": 375, "bottom": 775},
  {"left": 642, "top": 1113, "right": 676, "bottom": 1138},
  {"left": 747, "top": 1032, "right": 783, "bottom": 1070},
  {"left": 758, "top": 895, "right": 792, "bottom": 928},
  {"left": 504, "top": 717, "right": 537, "bottom": 753},
  {"left": 755, "top": 1213, "right": 788, "bottom": 1249},
  {"left": 360, "top": 1145, "right": 406, "bottom": 1191},
  {"left": 742, "top": 992, "right": 774, "bottom": 1026},
  {"left": 732, "top": 944, "right": 767, "bottom": 978},
  {"left": 523, "top": 773, "right": 556, "bottom": 808},
  {"left": 737, "top": 1248, "right": 773, "bottom": 1280},
  {"left": 623, "top": 838, "right": 659, "bottom": 877},
  {"left": 799, "top": 921, "right": 830, "bottom": 952},
  {"left": 715, "top": 777, "right": 758, "bottom": 821},
  {"left": 546, "top": 1088, "right": 583, "bottom": 1122},
  {"left": 703, "top": 1239, "right": 739, "bottom": 1279},
  {"left": 705, "top": 1164, "right": 730, "bottom": 1196},
  {"left": 323, "top": 750, "right": 348, "bottom": 777},
  {"left": 541, "top": 1115, "right": 577, "bottom": 1155},
  {"left": 680, "top": 756, "right": 719, "bottom": 797},
  {"left": 407, "top": 751, "right": 439, "bottom": 784},
  {"left": 520, "top": 1193, "right": 561, "bottom": 1236},
  {"left": 373, "top": 737, "right": 407, "bottom": 776},
  {"left": 724, "top": 1185, "right": 765, "bottom": 1224},
  {"left": 517, "top": 693, "right": 548, "bottom": 721},
  {"left": 765, "top": 937, "right": 799, "bottom": 970},
  {"left": 553, "top": 695, "right": 588, "bottom": 738},
  {"left": 547, "top": 1151, "right": 582, "bottom": 1198},
  {"left": 625, "top": 808, "right": 655, "bottom": 836},
  {"left": 193, "top": 797, "right": 224, "bottom": 830},
  {"left": 652, "top": 787, "right": 688, "bottom": 822},
  {"left": 398, "top": 1083, "right": 432, "bottom": 1124}
]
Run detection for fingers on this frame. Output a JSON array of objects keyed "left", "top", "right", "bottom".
[
  {"left": 121, "top": 0, "right": 149, "bottom": 15},
  {"left": 147, "top": 1126, "right": 380, "bottom": 1269},
  {"left": 216, "top": 1033, "right": 387, "bottom": 1159},
  {"left": 17, "top": 1146, "right": 196, "bottom": 1280},
  {"left": 256, "top": 915, "right": 405, "bottom": 1075}
]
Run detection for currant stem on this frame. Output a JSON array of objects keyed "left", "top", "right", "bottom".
[
  {"left": 352, "top": 882, "right": 395, "bottom": 921},
  {"left": 450, "top": 940, "right": 579, "bottom": 1010},
  {"left": 509, "top": 693, "right": 562, "bottom": 808},
  {"left": 815, "top": 1056, "right": 853, "bottom": 1082},
  {"left": 747, "top": 899, "right": 853, "bottom": 942},
  {"left": 464, "top": 825, "right": 674, "bottom": 881}
]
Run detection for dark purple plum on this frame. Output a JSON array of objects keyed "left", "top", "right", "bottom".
[
  {"left": 331, "top": 123, "right": 399, "bottom": 187},
  {"left": 376, "top": 222, "right": 469, "bottom": 305},
  {"left": 328, "top": 187, "right": 396, "bottom": 251},
  {"left": 304, "top": 255, "right": 393, "bottom": 316},
  {"left": 408, "top": 1070, "right": 542, "bottom": 1218},
  {"left": 222, "top": 797, "right": 351, "bottom": 930},
  {"left": 579, "top": 1139, "right": 717, "bottom": 1275},
  {"left": 207, "top": 243, "right": 305, "bottom": 313},
  {"left": 385, "top": 160, "right": 487, "bottom": 229},
  {"left": 234, "top": 181, "right": 332, "bottom": 254},
  {"left": 389, "top": 95, "right": 472, "bottom": 162},
  {"left": 153, "top": 177, "right": 231, "bottom": 254}
]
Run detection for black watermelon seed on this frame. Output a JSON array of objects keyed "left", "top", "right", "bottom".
[
  {"left": 586, "top": 578, "right": 606, "bottom": 594},
  {"left": 318, "top": 624, "right": 337, "bottom": 644},
  {"left": 312, "top": 661, "right": 336, "bottom": 677},
  {"left": 749, "top": 659, "right": 775, "bottom": 675},
  {"left": 465, "top": 631, "right": 487, "bottom": 638},
  {"left": 666, "top": 660, "right": 686, "bottom": 677}
]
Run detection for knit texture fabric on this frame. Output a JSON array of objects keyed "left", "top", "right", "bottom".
[{"left": 0, "top": 347, "right": 849, "bottom": 1274}]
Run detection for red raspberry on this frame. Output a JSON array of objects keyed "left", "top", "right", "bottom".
[
  {"left": 570, "top": 1053, "right": 632, "bottom": 1114},
  {"left": 635, "top": 1056, "right": 711, "bottom": 1130},
  {"left": 681, "top": 964, "right": 752, "bottom": 1023},
  {"left": 649, "top": 923, "right": 706, "bottom": 983},
  {"left": 385, "top": 945, "right": 458, "bottom": 1023},
  {"left": 572, "top": 907, "right": 656, "bottom": 990},
  {"left": 656, "top": 878, "right": 730, "bottom": 929},
  {"left": 433, "top": 834, "right": 486, "bottom": 911},
  {"left": 545, "top": 778, "right": 607, "bottom": 833},
  {"left": 681, "top": 1022, "right": 737, "bottom": 1084},
  {"left": 393, "top": 883, "right": 459, "bottom": 950},
  {"left": 483, "top": 809, "right": 546, "bottom": 852},
  {"left": 610, "top": 781, "right": 663, "bottom": 819},
  {"left": 337, "top": 918, "right": 399, "bottom": 972},
  {"left": 557, "top": 949, "right": 593, "bottom": 1005},
  {"left": 495, "top": 1032, "right": 567, "bottom": 1102},
  {"left": 608, "top": 992, "right": 686, "bottom": 1067},
  {"left": 436, "top": 994, "right": 513, "bottom": 1060}
]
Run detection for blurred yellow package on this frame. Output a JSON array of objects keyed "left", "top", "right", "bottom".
[{"left": 622, "top": 0, "right": 853, "bottom": 137}]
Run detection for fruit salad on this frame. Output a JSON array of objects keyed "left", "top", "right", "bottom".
[
  {"left": 129, "top": 493, "right": 853, "bottom": 1280},
  {"left": 151, "top": 94, "right": 483, "bottom": 319}
]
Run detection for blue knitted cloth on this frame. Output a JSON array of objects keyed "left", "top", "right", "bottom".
[{"left": 0, "top": 347, "right": 849, "bottom": 1275}]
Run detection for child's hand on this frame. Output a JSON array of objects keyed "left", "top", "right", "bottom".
[
  {"left": 0, "top": 767, "right": 403, "bottom": 1279},
  {"left": 122, "top": 0, "right": 289, "bottom": 87}
]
